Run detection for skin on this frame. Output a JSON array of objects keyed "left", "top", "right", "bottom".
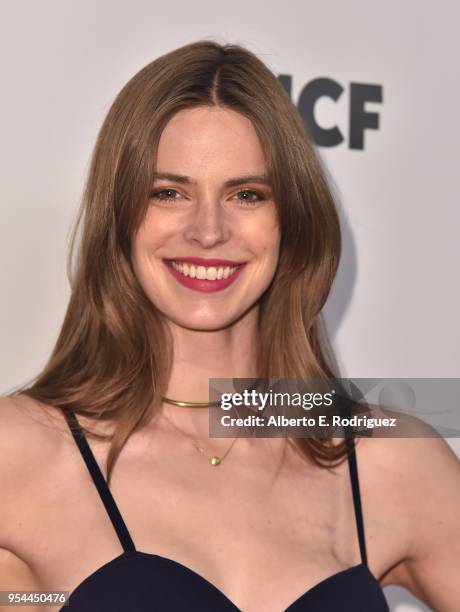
[
  {"left": 0, "top": 106, "right": 459, "bottom": 611},
  {"left": 131, "top": 105, "right": 281, "bottom": 440}
]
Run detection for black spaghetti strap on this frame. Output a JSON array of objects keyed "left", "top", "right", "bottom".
[
  {"left": 62, "top": 408, "right": 136, "bottom": 553},
  {"left": 346, "top": 436, "right": 368, "bottom": 567}
]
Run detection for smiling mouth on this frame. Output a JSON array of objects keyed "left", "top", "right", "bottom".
[
  {"left": 164, "top": 260, "right": 243, "bottom": 281},
  {"left": 161, "top": 256, "right": 247, "bottom": 293},
  {"left": 166, "top": 260, "right": 244, "bottom": 281}
]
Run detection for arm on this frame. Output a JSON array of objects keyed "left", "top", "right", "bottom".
[
  {"left": 0, "top": 395, "right": 72, "bottom": 612},
  {"left": 397, "top": 436, "right": 460, "bottom": 611},
  {"left": 0, "top": 548, "right": 42, "bottom": 612},
  {"left": 0, "top": 546, "right": 40, "bottom": 590},
  {"left": 0, "top": 398, "right": 42, "bottom": 607}
]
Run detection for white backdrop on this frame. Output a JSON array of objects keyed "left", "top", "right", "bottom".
[{"left": 1, "top": 2, "right": 459, "bottom": 610}]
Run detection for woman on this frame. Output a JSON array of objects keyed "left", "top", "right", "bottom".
[{"left": 1, "top": 40, "right": 459, "bottom": 612}]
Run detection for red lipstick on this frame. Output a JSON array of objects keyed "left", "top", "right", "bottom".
[
  {"left": 164, "top": 256, "right": 245, "bottom": 266},
  {"left": 162, "top": 258, "right": 246, "bottom": 293}
]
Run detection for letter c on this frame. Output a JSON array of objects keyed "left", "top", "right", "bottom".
[{"left": 297, "top": 77, "right": 344, "bottom": 147}]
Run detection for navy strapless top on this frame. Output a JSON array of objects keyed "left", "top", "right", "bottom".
[{"left": 60, "top": 410, "right": 390, "bottom": 611}]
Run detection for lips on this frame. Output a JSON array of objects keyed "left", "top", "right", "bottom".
[
  {"left": 162, "top": 258, "right": 246, "bottom": 293},
  {"left": 163, "top": 257, "right": 245, "bottom": 267}
]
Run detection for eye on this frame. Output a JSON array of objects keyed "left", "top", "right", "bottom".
[
  {"left": 234, "top": 189, "right": 265, "bottom": 206},
  {"left": 149, "top": 188, "right": 181, "bottom": 202},
  {"left": 148, "top": 188, "right": 266, "bottom": 206}
]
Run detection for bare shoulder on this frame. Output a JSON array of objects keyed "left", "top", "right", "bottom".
[
  {"left": 354, "top": 429, "right": 459, "bottom": 506},
  {"left": 0, "top": 395, "right": 117, "bottom": 596},
  {"left": 0, "top": 394, "right": 71, "bottom": 589},
  {"left": 0, "top": 393, "right": 69, "bottom": 463},
  {"left": 352, "top": 402, "right": 458, "bottom": 493},
  {"left": 353, "top": 425, "right": 460, "bottom": 608},
  {"left": 0, "top": 392, "right": 66, "bottom": 431},
  {"left": 354, "top": 407, "right": 460, "bottom": 504},
  {"left": 0, "top": 393, "right": 115, "bottom": 527},
  {"left": 0, "top": 394, "right": 68, "bottom": 533},
  {"left": 0, "top": 393, "right": 60, "bottom": 465}
]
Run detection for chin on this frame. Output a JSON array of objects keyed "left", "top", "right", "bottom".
[
  {"left": 164, "top": 307, "right": 249, "bottom": 332},
  {"left": 173, "top": 316, "right": 238, "bottom": 332}
]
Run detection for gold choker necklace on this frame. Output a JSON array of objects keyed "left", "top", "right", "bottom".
[{"left": 162, "top": 396, "right": 221, "bottom": 408}]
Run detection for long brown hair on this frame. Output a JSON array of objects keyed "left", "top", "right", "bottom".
[{"left": 11, "top": 40, "right": 349, "bottom": 484}]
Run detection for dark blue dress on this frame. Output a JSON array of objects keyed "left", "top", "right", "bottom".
[{"left": 60, "top": 410, "right": 390, "bottom": 611}]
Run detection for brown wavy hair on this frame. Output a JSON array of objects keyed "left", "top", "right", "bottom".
[{"left": 11, "top": 39, "right": 350, "bottom": 485}]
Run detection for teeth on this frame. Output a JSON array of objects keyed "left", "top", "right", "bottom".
[{"left": 171, "top": 261, "right": 239, "bottom": 280}]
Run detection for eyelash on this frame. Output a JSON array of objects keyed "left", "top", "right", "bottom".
[{"left": 148, "top": 188, "right": 265, "bottom": 206}]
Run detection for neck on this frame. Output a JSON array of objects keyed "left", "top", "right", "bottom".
[
  {"left": 161, "top": 309, "right": 259, "bottom": 436},
  {"left": 165, "top": 310, "right": 259, "bottom": 400}
]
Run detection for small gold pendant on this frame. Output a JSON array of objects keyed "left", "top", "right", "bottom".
[{"left": 210, "top": 456, "right": 221, "bottom": 466}]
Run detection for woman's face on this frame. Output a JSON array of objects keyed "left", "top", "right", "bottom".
[{"left": 131, "top": 105, "right": 281, "bottom": 331}]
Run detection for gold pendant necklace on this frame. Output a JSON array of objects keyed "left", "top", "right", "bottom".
[
  {"left": 194, "top": 437, "right": 238, "bottom": 466},
  {"left": 161, "top": 411, "right": 238, "bottom": 466}
]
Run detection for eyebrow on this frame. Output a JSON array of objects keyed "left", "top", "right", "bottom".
[{"left": 151, "top": 172, "right": 272, "bottom": 188}]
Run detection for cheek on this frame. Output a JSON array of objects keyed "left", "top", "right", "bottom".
[
  {"left": 264, "top": 242, "right": 281, "bottom": 277},
  {"left": 131, "top": 232, "right": 157, "bottom": 288},
  {"left": 131, "top": 236, "right": 146, "bottom": 273},
  {"left": 131, "top": 216, "right": 162, "bottom": 264},
  {"left": 264, "top": 230, "right": 281, "bottom": 279},
  {"left": 259, "top": 222, "right": 281, "bottom": 267},
  {"left": 241, "top": 209, "right": 280, "bottom": 248}
]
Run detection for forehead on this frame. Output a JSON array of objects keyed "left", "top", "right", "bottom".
[{"left": 155, "top": 106, "right": 267, "bottom": 176}]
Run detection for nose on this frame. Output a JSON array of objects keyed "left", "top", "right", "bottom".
[{"left": 183, "top": 193, "right": 230, "bottom": 248}]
